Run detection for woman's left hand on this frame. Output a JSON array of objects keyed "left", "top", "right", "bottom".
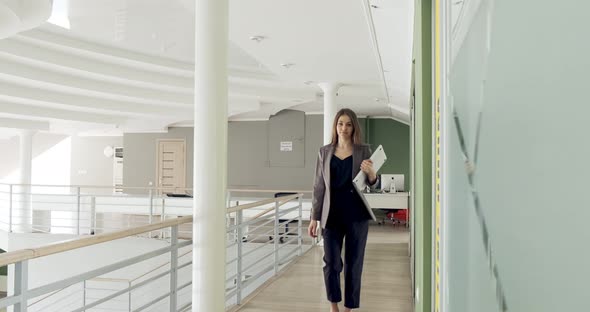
[{"left": 361, "top": 159, "right": 377, "bottom": 184}]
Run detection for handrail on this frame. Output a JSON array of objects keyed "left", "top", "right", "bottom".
[
  {"left": 228, "top": 188, "right": 311, "bottom": 194},
  {"left": 0, "top": 192, "right": 304, "bottom": 267},
  {"left": 0, "top": 182, "right": 192, "bottom": 191},
  {"left": 0, "top": 215, "right": 193, "bottom": 267},
  {"left": 0, "top": 184, "right": 312, "bottom": 193},
  {"left": 226, "top": 197, "right": 277, "bottom": 214},
  {"left": 226, "top": 193, "right": 301, "bottom": 214}
]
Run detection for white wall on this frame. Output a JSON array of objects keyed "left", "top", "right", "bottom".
[
  {"left": 0, "top": 133, "right": 69, "bottom": 183},
  {"left": 70, "top": 136, "right": 123, "bottom": 186},
  {"left": 0, "top": 134, "right": 122, "bottom": 187}
]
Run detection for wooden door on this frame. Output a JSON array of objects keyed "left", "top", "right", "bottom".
[{"left": 156, "top": 140, "right": 186, "bottom": 194}]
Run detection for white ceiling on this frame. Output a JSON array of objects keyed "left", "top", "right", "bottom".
[{"left": 0, "top": 0, "right": 414, "bottom": 136}]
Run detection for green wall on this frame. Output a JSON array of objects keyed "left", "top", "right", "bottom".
[
  {"left": 0, "top": 249, "right": 5, "bottom": 276},
  {"left": 365, "top": 118, "right": 410, "bottom": 190},
  {"left": 414, "top": 0, "right": 433, "bottom": 311}
]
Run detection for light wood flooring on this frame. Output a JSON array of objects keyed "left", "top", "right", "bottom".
[{"left": 233, "top": 224, "right": 412, "bottom": 312}]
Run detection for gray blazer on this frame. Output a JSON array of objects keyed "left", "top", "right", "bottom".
[{"left": 311, "top": 144, "right": 379, "bottom": 228}]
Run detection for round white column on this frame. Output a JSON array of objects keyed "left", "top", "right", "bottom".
[
  {"left": 17, "top": 130, "right": 34, "bottom": 233},
  {"left": 192, "top": 0, "right": 228, "bottom": 311},
  {"left": 318, "top": 83, "right": 342, "bottom": 145}
]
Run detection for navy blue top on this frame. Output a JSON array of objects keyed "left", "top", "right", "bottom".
[{"left": 326, "top": 155, "right": 370, "bottom": 228}]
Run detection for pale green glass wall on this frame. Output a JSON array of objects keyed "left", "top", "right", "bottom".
[{"left": 445, "top": 1, "right": 590, "bottom": 311}]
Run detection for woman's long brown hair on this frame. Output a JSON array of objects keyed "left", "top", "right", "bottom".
[{"left": 330, "top": 108, "right": 363, "bottom": 145}]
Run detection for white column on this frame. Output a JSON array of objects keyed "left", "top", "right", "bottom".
[
  {"left": 192, "top": 0, "right": 228, "bottom": 311},
  {"left": 17, "top": 130, "right": 34, "bottom": 233},
  {"left": 318, "top": 83, "right": 342, "bottom": 145}
]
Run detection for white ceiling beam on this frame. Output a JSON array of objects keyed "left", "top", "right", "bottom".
[
  {"left": 0, "top": 117, "right": 49, "bottom": 131},
  {"left": 0, "top": 38, "right": 194, "bottom": 87},
  {"left": 0, "top": 58, "right": 194, "bottom": 102},
  {"left": 0, "top": 102, "right": 127, "bottom": 124},
  {"left": 0, "top": 51, "right": 317, "bottom": 105},
  {"left": 0, "top": 82, "right": 192, "bottom": 116},
  {"left": 6, "top": 33, "right": 282, "bottom": 88},
  {"left": 18, "top": 29, "right": 194, "bottom": 76}
]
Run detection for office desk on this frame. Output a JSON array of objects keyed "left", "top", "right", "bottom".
[
  {"left": 364, "top": 192, "right": 409, "bottom": 225},
  {"left": 364, "top": 192, "right": 409, "bottom": 209}
]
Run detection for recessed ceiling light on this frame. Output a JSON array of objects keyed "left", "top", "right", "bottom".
[
  {"left": 280, "top": 63, "right": 295, "bottom": 69},
  {"left": 249, "top": 35, "right": 266, "bottom": 42}
]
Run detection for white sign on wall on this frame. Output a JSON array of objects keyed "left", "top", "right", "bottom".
[{"left": 280, "top": 141, "right": 293, "bottom": 152}]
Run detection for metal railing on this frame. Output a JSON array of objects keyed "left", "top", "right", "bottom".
[
  {"left": 0, "top": 183, "right": 193, "bottom": 235},
  {"left": 225, "top": 193, "right": 306, "bottom": 305},
  {"left": 0, "top": 215, "right": 193, "bottom": 312},
  {"left": 0, "top": 183, "right": 314, "bottom": 237},
  {"left": 0, "top": 191, "right": 309, "bottom": 312}
]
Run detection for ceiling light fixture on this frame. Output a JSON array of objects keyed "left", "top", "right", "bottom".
[
  {"left": 370, "top": 4, "right": 379, "bottom": 9},
  {"left": 249, "top": 35, "right": 266, "bottom": 42},
  {"left": 281, "top": 63, "right": 295, "bottom": 69}
]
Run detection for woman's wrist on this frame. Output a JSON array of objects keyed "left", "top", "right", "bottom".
[{"left": 368, "top": 172, "right": 377, "bottom": 184}]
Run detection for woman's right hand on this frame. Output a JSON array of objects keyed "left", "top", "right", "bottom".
[{"left": 308, "top": 220, "right": 319, "bottom": 238}]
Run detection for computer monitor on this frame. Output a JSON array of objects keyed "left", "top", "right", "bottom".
[{"left": 380, "top": 174, "right": 405, "bottom": 192}]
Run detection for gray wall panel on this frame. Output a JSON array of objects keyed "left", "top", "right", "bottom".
[
  {"left": 268, "top": 110, "right": 305, "bottom": 167},
  {"left": 228, "top": 113, "right": 323, "bottom": 191},
  {"left": 123, "top": 128, "right": 194, "bottom": 189},
  {"left": 121, "top": 114, "right": 408, "bottom": 194}
]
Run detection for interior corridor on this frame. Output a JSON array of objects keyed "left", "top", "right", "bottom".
[{"left": 233, "top": 224, "right": 412, "bottom": 312}]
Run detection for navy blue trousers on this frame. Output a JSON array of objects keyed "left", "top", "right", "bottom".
[{"left": 322, "top": 220, "right": 369, "bottom": 309}]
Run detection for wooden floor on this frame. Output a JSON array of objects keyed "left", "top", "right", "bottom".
[{"left": 234, "top": 224, "right": 412, "bottom": 312}]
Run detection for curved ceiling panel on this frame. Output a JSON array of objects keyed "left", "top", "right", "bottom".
[{"left": 0, "top": 1, "right": 413, "bottom": 135}]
